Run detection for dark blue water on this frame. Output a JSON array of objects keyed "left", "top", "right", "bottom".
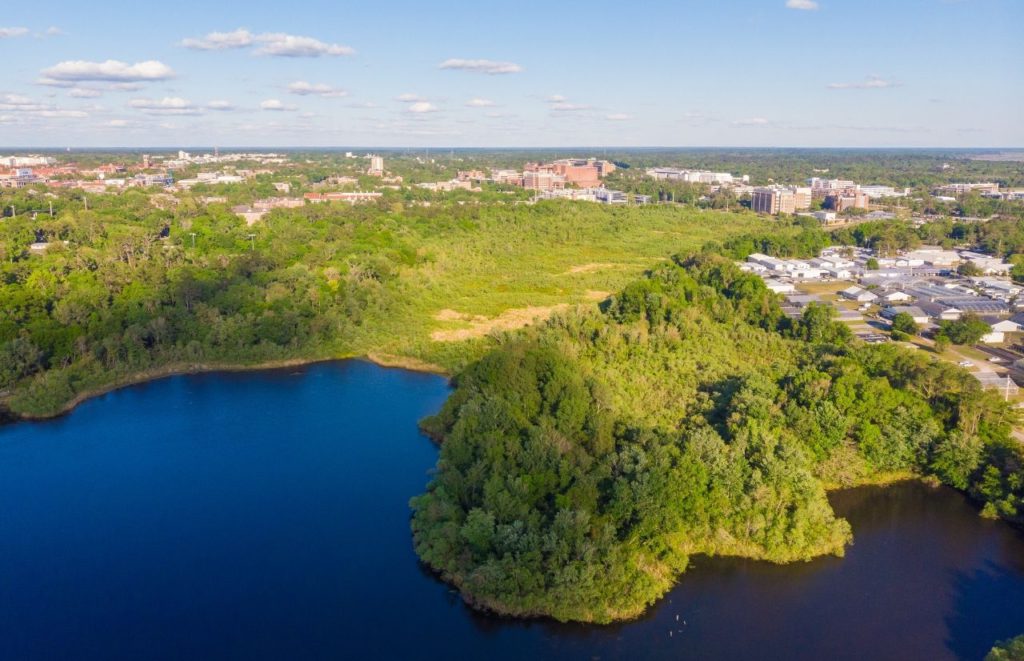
[{"left": 1, "top": 361, "right": 1022, "bottom": 660}]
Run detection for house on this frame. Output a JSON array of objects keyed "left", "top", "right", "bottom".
[
  {"left": 882, "top": 291, "right": 913, "bottom": 303},
  {"left": 981, "top": 330, "right": 1005, "bottom": 344},
  {"left": 881, "top": 306, "right": 930, "bottom": 326},
  {"left": 980, "top": 317, "right": 1022, "bottom": 334},
  {"left": 763, "top": 279, "right": 795, "bottom": 294},
  {"left": 840, "top": 286, "right": 878, "bottom": 303},
  {"left": 786, "top": 294, "right": 822, "bottom": 308},
  {"left": 974, "top": 373, "right": 1019, "bottom": 396}
]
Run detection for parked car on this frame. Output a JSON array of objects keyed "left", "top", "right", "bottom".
[{"left": 958, "top": 360, "right": 973, "bottom": 367}]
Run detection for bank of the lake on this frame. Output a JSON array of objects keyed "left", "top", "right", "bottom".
[
  {"left": 1, "top": 361, "right": 1023, "bottom": 660},
  {"left": 0, "top": 351, "right": 447, "bottom": 425}
]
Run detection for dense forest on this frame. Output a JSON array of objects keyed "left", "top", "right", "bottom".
[
  {"left": 0, "top": 190, "right": 766, "bottom": 417},
  {"left": 411, "top": 254, "right": 1023, "bottom": 623}
]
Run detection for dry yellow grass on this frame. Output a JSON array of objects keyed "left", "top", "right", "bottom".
[{"left": 432, "top": 305, "right": 571, "bottom": 342}]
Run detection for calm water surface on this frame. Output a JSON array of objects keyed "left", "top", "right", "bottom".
[{"left": 1, "top": 361, "right": 1022, "bottom": 660}]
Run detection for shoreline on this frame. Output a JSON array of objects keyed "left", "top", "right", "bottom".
[{"left": 0, "top": 353, "right": 450, "bottom": 426}]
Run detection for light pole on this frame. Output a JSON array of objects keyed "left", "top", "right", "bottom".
[
  {"left": 247, "top": 233, "right": 256, "bottom": 251},
  {"left": 189, "top": 232, "right": 196, "bottom": 248}
]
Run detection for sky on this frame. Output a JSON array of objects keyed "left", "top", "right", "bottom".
[{"left": 1, "top": 0, "right": 1022, "bottom": 149}]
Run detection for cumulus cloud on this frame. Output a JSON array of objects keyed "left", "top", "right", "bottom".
[
  {"left": 0, "top": 95, "right": 89, "bottom": 118},
  {"left": 206, "top": 100, "right": 235, "bottom": 110},
  {"left": 547, "top": 95, "right": 589, "bottom": 112},
  {"left": 0, "top": 27, "right": 29, "bottom": 38},
  {"left": 827, "top": 76, "right": 900, "bottom": 89},
  {"left": 182, "top": 28, "right": 354, "bottom": 57},
  {"left": 36, "top": 109, "right": 88, "bottom": 118},
  {"left": 785, "top": 0, "right": 819, "bottom": 9},
  {"left": 69, "top": 87, "right": 102, "bottom": 98},
  {"left": 606, "top": 113, "right": 632, "bottom": 121},
  {"left": 181, "top": 28, "right": 254, "bottom": 50},
  {"left": 106, "top": 119, "right": 137, "bottom": 128},
  {"left": 733, "top": 117, "right": 770, "bottom": 126},
  {"left": 260, "top": 98, "right": 297, "bottom": 111},
  {"left": 288, "top": 81, "right": 347, "bottom": 97},
  {"left": 407, "top": 101, "right": 438, "bottom": 113},
  {"left": 465, "top": 98, "right": 495, "bottom": 107},
  {"left": 439, "top": 58, "right": 522, "bottom": 75},
  {"left": 41, "top": 59, "right": 175, "bottom": 82},
  {"left": 130, "top": 97, "right": 200, "bottom": 115},
  {"left": 44, "top": 26, "right": 64, "bottom": 36}
]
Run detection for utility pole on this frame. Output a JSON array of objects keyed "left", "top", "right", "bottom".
[
  {"left": 49, "top": 201, "right": 53, "bottom": 218},
  {"left": 189, "top": 232, "right": 196, "bottom": 248},
  {"left": 247, "top": 233, "right": 256, "bottom": 251},
  {"left": 84, "top": 196, "right": 89, "bottom": 211}
]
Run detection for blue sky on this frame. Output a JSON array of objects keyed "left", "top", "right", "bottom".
[{"left": 1, "top": 0, "right": 1021, "bottom": 148}]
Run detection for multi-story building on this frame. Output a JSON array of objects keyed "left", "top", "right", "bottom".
[
  {"left": 368, "top": 155, "right": 384, "bottom": 176},
  {"left": 859, "top": 185, "right": 908, "bottom": 199},
  {"left": 0, "top": 168, "right": 39, "bottom": 188},
  {"left": 524, "top": 158, "right": 615, "bottom": 188},
  {"left": 490, "top": 169, "right": 523, "bottom": 186},
  {"left": 825, "top": 188, "right": 870, "bottom": 212},
  {"left": 934, "top": 182, "right": 1000, "bottom": 196},
  {"left": 809, "top": 177, "right": 857, "bottom": 197},
  {"left": 751, "top": 186, "right": 810, "bottom": 214},
  {"left": 523, "top": 170, "right": 566, "bottom": 191}
]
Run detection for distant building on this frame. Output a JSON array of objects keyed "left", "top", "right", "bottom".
[
  {"left": 935, "top": 182, "right": 999, "bottom": 196},
  {"left": 368, "top": 155, "right": 384, "bottom": 176},
  {"left": 809, "top": 177, "right": 856, "bottom": 197},
  {"left": 304, "top": 191, "right": 383, "bottom": 204},
  {"left": 752, "top": 186, "right": 809, "bottom": 214},
  {"left": 647, "top": 168, "right": 745, "bottom": 185},
  {"left": 523, "top": 170, "right": 565, "bottom": 191},
  {"left": 825, "top": 188, "right": 870, "bottom": 212}
]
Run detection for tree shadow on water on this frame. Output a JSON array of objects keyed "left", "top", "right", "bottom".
[{"left": 945, "top": 559, "right": 1024, "bottom": 660}]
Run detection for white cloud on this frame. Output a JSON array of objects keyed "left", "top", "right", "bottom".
[
  {"left": 396, "top": 93, "right": 424, "bottom": 102},
  {"left": 548, "top": 95, "right": 589, "bottom": 112},
  {"left": 466, "top": 98, "right": 495, "bottom": 107},
  {"left": 182, "top": 28, "right": 354, "bottom": 57},
  {"left": 260, "top": 98, "right": 297, "bottom": 111},
  {"left": 45, "top": 26, "right": 64, "bottom": 36},
  {"left": 439, "top": 58, "right": 522, "bottom": 75},
  {"left": 827, "top": 76, "right": 899, "bottom": 89},
  {"left": 109, "top": 82, "right": 142, "bottom": 92},
  {"left": 36, "top": 109, "right": 88, "bottom": 118},
  {"left": 0, "top": 27, "right": 29, "bottom": 38},
  {"left": 256, "top": 33, "right": 354, "bottom": 57},
  {"left": 69, "top": 88, "right": 102, "bottom": 98},
  {"left": 130, "top": 97, "right": 200, "bottom": 115},
  {"left": 606, "top": 113, "right": 632, "bottom": 121},
  {"left": 181, "top": 28, "right": 254, "bottom": 50},
  {"left": 41, "top": 59, "right": 175, "bottom": 82},
  {"left": 36, "top": 78, "right": 75, "bottom": 88},
  {"left": 0, "top": 95, "right": 91, "bottom": 118},
  {"left": 0, "top": 94, "right": 40, "bottom": 109},
  {"left": 785, "top": 0, "right": 819, "bottom": 9},
  {"left": 733, "top": 117, "right": 770, "bottom": 126},
  {"left": 288, "top": 81, "right": 347, "bottom": 97},
  {"left": 106, "top": 119, "right": 136, "bottom": 128},
  {"left": 408, "top": 101, "right": 438, "bottom": 113},
  {"left": 206, "top": 100, "right": 235, "bottom": 110}
]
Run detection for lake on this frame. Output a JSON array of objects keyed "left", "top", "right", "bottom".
[{"left": 1, "top": 361, "right": 1022, "bottom": 660}]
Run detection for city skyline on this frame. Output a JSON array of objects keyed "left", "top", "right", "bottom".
[{"left": 1, "top": 0, "right": 1022, "bottom": 148}]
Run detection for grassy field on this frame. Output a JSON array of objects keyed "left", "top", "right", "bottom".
[{"left": 351, "top": 203, "right": 771, "bottom": 369}]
